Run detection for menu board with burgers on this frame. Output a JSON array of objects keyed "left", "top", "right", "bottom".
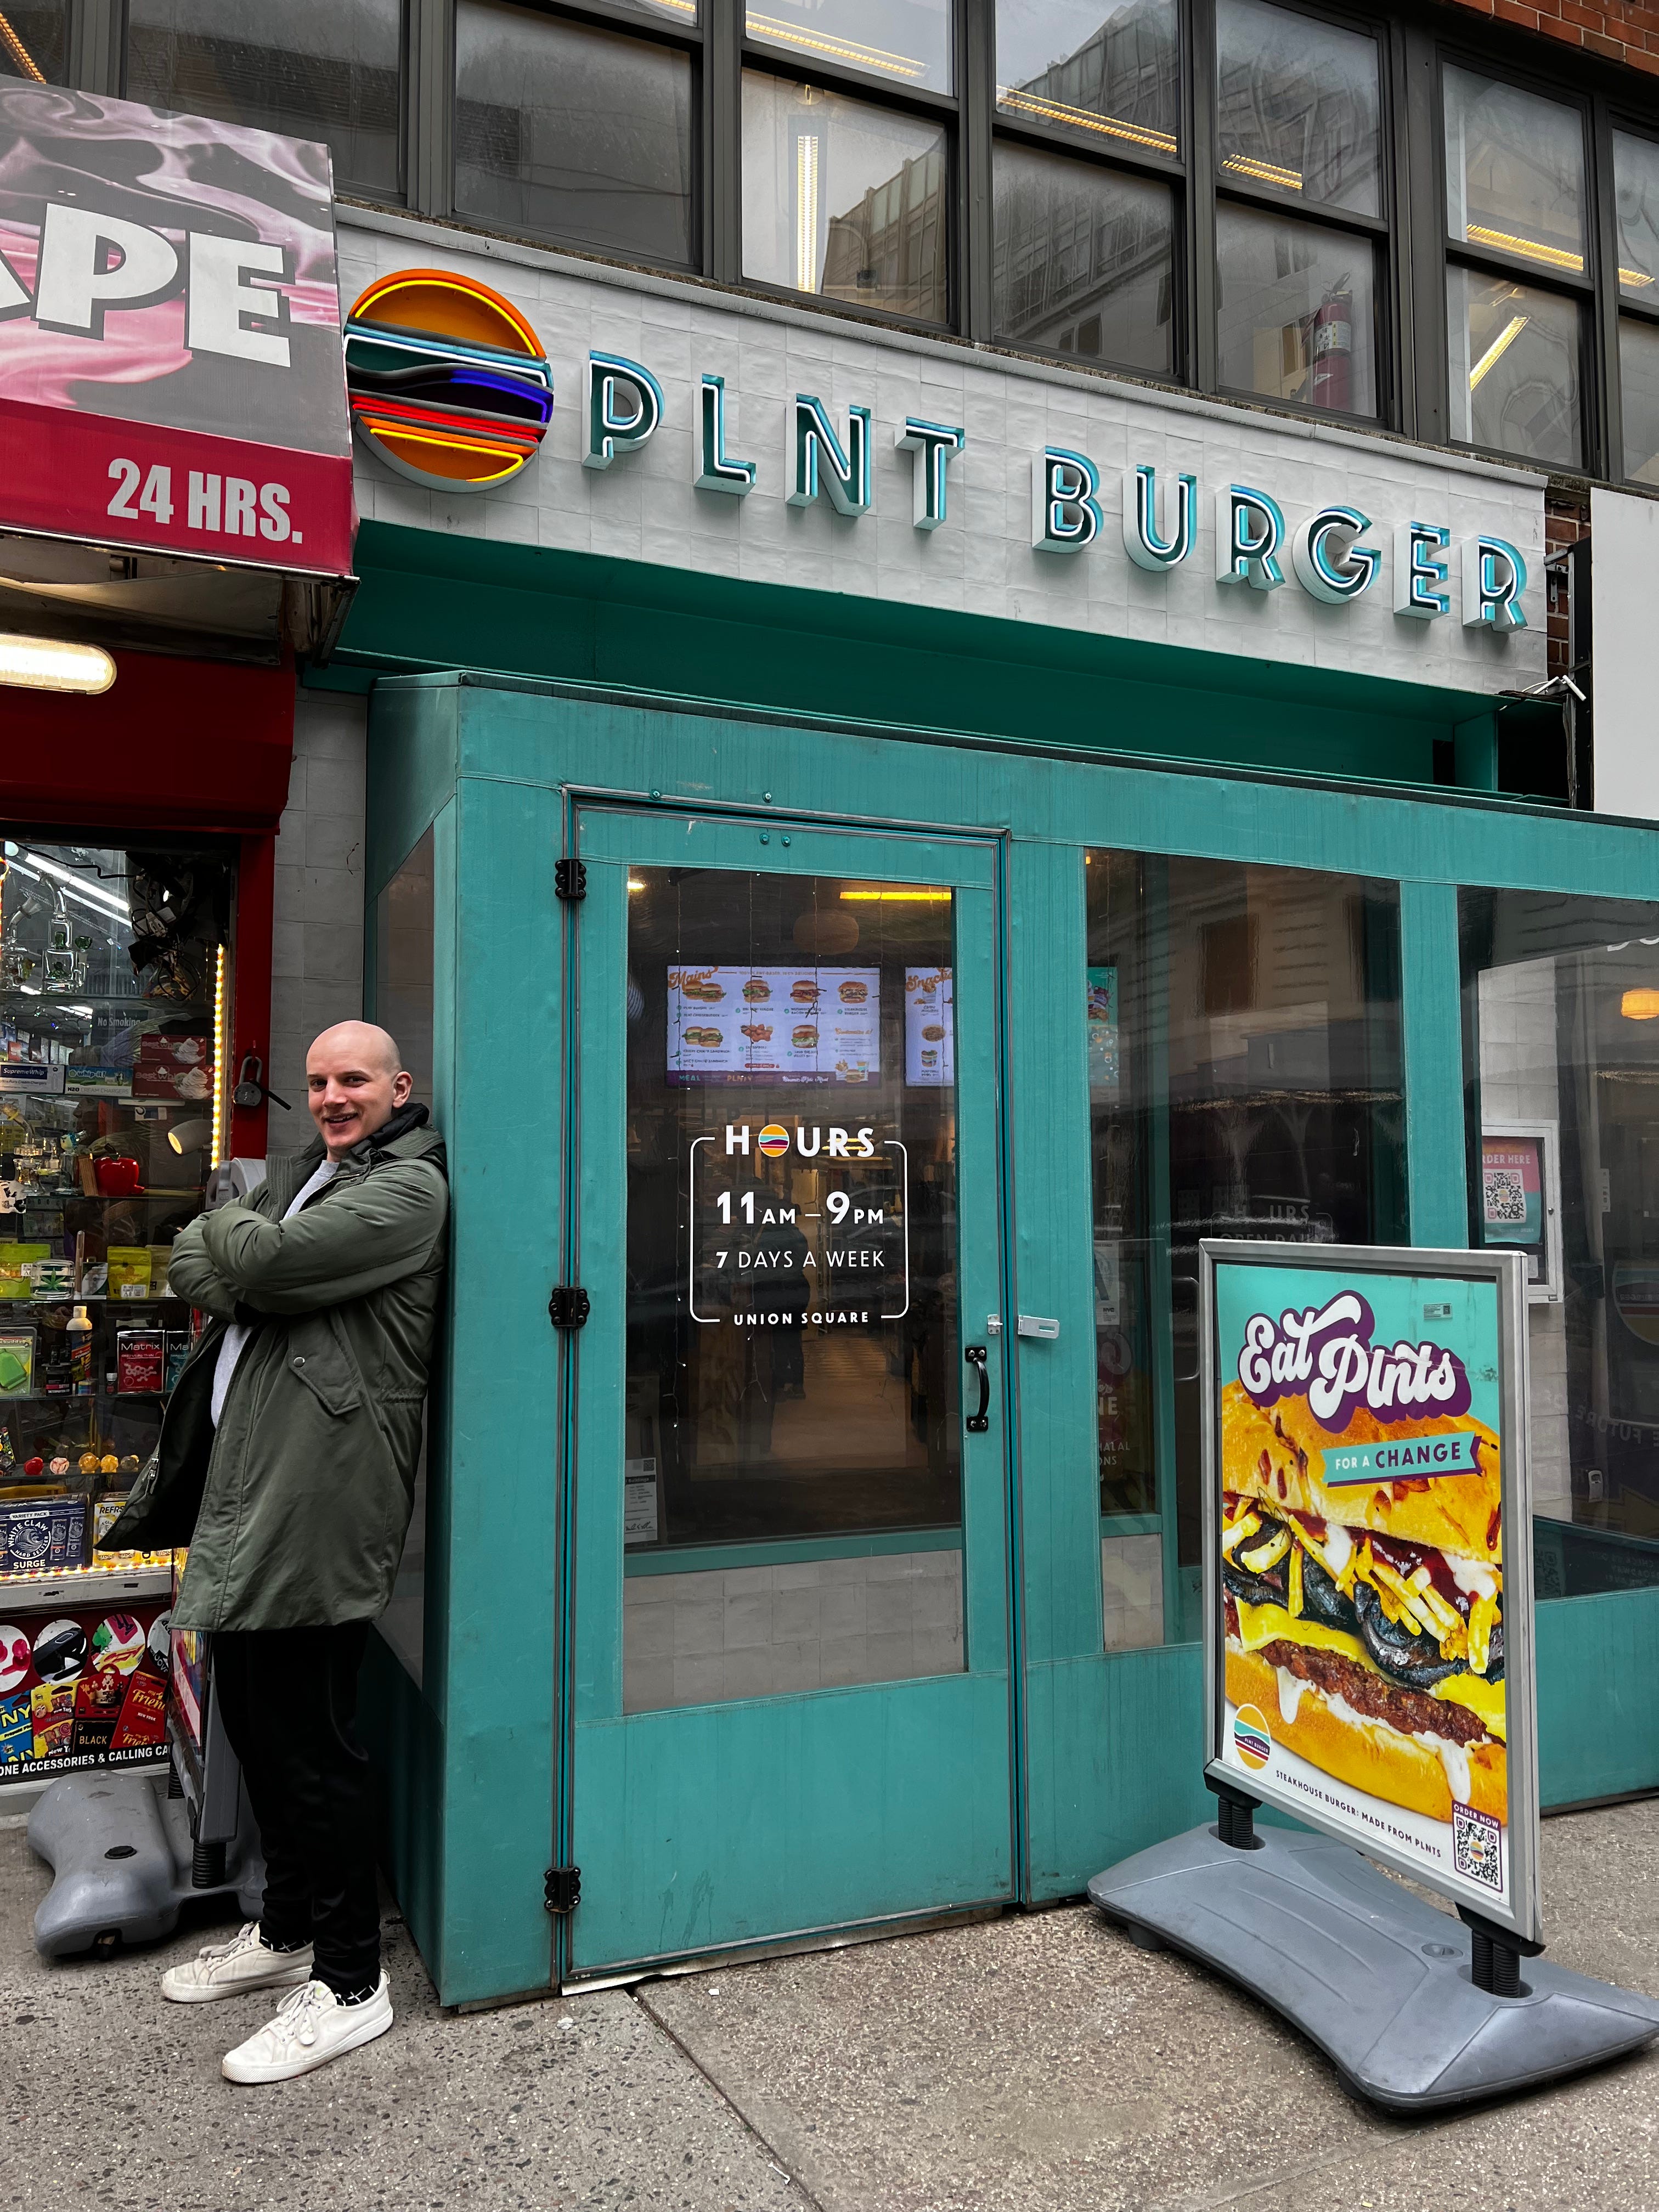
[
  {"left": 667, "top": 967, "right": 879, "bottom": 1085},
  {"left": 1204, "top": 1245, "right": 1537, "bottom": 1938}
]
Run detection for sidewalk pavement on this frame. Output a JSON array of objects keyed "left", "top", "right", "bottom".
[{"left": 2, "top": 1799, "right": 1656, "bottom": 2212}]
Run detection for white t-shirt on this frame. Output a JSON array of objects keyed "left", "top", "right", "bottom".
[{"left": 209, "top": 1158, "right": 339, "bottom": 1427}]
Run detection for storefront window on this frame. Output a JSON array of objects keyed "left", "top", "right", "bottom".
[
  {"left": 0, "top": 2, "right": 69, "bottom": 83},
  {"left": 455, "top": 3, "right": 696, "bottom": 268},
  {"left": 1461, "top": 890, "right": 1659, "bottom": 1598},
  {"left": 992, "top": 144, "right": 1174, "bottom": 373},
  {"left": 1086, "top": 853, "right": 1405, "bottom": 1649},
  {"left": 995, "top": 0, "right": 1181, "bottom": 158},
  {"left": 1216, "top": 203, "right": 1376, "bottom": 416},
  {"left": 0, "top": 842, "right": 229, "bottom": 1782},
  {"left": 743, "top": 75, "right": 950, "bottom": 321},
  {"left": 126, "top": 0, "right": 404, "bottom": 200},
  {"left": 748, "top": 0, "right": 953, "bottom": 97},
  {"left": 621, "top": 869, "right": 964, "bottom": 1711}
]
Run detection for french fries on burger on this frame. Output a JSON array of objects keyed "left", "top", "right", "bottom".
[{"left": 1220, "top": 1381, "right": 1505, "bottom": 1825}]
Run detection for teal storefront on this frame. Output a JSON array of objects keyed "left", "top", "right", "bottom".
[{"left": 326, "top": 526, "right": 1659, "bottom": 2006}]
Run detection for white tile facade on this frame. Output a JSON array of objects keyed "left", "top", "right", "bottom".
[
  {"left": 622, "top": 1550, "right": 966, "bottom": 1713},
  {"left": 268, "top": 687, "right": 369, "bottom": 1131},
  {"left": 335, "top": 209, "right": 1547, "bottom": 699}
]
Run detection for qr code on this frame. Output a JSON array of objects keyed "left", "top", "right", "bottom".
[
  {"left": 1453, "top": 1801, "right": 1503, "bottom": 1892},
  {"left": 1483, "top": 1169, "right": 1528, "bottom": 1226}
]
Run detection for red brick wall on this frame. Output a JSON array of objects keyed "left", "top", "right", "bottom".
[
  {"left": 1445, "top": 0, "right": 1659, "bottom": 76},
  {"left": 1544, "top": 492, "right": 1589, "bottom": 681}
]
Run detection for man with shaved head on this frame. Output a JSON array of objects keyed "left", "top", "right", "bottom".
[{"left": 103, "top": 1019, "right": 448, "bottom": 2083}]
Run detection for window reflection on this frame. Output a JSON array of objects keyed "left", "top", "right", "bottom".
[
  {"left": 1614, "top": 131, "right": 1659, "bottom": 300},
  {"left": 127, "top": 0, "right": 403, "bottom": 198},
  {"left": 1462, "top": 891, "right": 1659, "bottom": 1599},
  {"left": 1216, "top": 203, "right": 1376, "bottom": 416},
  {"left": 993, "top": 146, "right": 1173, "bottom": 372},
  {"left": 995, "top": 0, "right": 1180, "bottom": 158},
  {"left": 454, "top": 3, "right": 695, "bottom": 267},
  {"left": 1087, "top": 854, "right": 1405, "bottom": 1650},
  {"left": 743, "top": 76, "right": 949, "bottom": 321},
  {"left": 1443, "top": 64, "right": 1585, "bottom": 276},
  {"left": 1216, "top": 0, "right": 1380, "bottom": 216},
  {"left": 0, "top": 2, "right": 67, "bottom": 83},
  {"left": 1620, "top": 317, "right": 1659, "bottom": 486},
  {"left": 1447, "top": 267, "right": 1581, "bottom": 467},
  {"left": 747, "top": 0, "right": 951, "bottom": 97}
]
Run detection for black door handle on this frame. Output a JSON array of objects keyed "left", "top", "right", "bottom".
[{"left": 965, "top": 1344, "right": 990, "bottom": 1432}]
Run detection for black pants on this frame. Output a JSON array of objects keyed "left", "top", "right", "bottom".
[{"left": 210, "top": 1622, "right": 380, "bottom": 1999}]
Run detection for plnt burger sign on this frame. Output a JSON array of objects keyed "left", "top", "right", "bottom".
[{"left": 0, "top": 84, "right": 353, "bottom": 577}]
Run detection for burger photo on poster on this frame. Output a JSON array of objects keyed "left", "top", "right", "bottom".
[{"left": 1217, "top": 1294, "right": 1506, "bottom": 1833}]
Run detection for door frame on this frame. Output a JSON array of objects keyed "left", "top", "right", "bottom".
[{"left": 554, "top": 793, "right": 1026, "bottom": 1984}]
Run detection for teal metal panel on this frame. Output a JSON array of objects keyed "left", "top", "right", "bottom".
[
  {"left": 364, "top": 674, "right": 460, "bottom": 894},
  {"left": 1535, "top": 1591, "right": 1659, "bottom": 1811},
  {"left": 1400, "top": 879, "right": 1470, "bottom": 1246},
  {"left": 572, "top": 1675, "right": 1017, "bottom": 1972},
  {"left": 432, "top": 772, "right": 565, "bottom": 2005}
]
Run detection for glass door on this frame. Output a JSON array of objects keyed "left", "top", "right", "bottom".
[{"left": 564, "top": 808, "right": 1013, "bottom": 1977}]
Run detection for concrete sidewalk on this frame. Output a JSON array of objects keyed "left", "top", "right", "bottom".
[{"left": 2, "top": 1801, "right": 1657, "bottom": 2211}]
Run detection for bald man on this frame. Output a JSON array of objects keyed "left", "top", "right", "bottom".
[{"left": 102, "top": 1021, "right": 448, "bottom": 2084}]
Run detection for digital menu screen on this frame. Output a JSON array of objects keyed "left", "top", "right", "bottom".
[
  {"left": 904, "top": 969, "right": 953, "bottom": 1087},
  {"left": 667, "top": 966, "right": 880, "bottom": 1085}
]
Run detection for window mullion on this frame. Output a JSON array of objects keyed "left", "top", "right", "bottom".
[
  {"left": 1188, "top": 0, "right": 1217, "bottom": 393},
  {"left": 1385, "top": 18, "right": 1414, "bottom": 438},
  {"left": 960, "top": 0, "right": 994, "bottom": 341},
  {"left": 72, "top": 0, "right": 120, "bottom": 94},
  {"left": 410, "top": 0, "right": 455, "bottom": 218},
  {"left": 708, "top": 0, "right": 741, "bottom": 283},
  {"left": 1592, "top": 93, "right": 1623, "bottom": 483},
  {"left": 1400, "top": 20, "right": 1444, "bottom": 447}
]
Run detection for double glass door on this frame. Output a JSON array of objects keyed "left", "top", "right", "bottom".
[{"left": 566, "top": 809, "right": 1014, "bottom": 1976}]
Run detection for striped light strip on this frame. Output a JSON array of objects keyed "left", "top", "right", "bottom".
[
  {"left": 1621, "top": 265, "right": 1655, "bottom": 289},
  {"left": 1464, "top": 223, "right": 1584, "bottom": 274},
  {"left": 996, "top": 86, "right": 1178, "bottom": 156},
  {"left": 211, "top": 944, "right": 227, "bottom": 1169},
  {"left": 796, "top": 131, "right": 820, "bottom": 294},
  {"left": 838, "top": 889, "right": 952, "bottom": 902},
  {"left": 1223, "top": 153, "right": 1304, "bottom": 191},
  {"left": 1469, "top": 313, "right": 1529, "bottom": 389},
  {"left": 750, "top": 12, "right": 925, "bottom": 78}
]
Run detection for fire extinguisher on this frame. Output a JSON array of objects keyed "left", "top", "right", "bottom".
[{"left": 1305, "top": 280, "right": 1354, "bottom": 412}]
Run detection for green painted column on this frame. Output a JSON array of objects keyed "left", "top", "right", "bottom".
[{"left": 1400, "top": 877, "right": 1469, "bottom": 1246}]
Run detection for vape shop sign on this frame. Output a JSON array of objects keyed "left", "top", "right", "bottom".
[{"left": 1201, "top": 1240, "right": 1540, "bottom": 1943}]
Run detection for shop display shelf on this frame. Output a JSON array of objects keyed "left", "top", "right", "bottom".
[{"left": 0, "top": 1558, "right": 172, "bottom": 1609}]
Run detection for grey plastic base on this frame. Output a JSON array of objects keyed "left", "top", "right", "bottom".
[
  {"left": 1088, "top": 1823, "right": 1659, "bottom": 2112},
  {"left": 29, "top": 1769, "right": 264, "bottom": 1959}
]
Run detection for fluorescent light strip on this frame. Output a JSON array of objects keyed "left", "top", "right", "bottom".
[
  {"left": 797, "top": 132, "right": 820, "bottom": 294},
  {"left": 1223, "top": 153, "right": 1304, "bottom": 191},
  {"left": 996, "top": 87, "right": 1178, "bottom": 156},
  {"left": 0, "top": 633, "right": 114, "bottom": 695},
  {"left": 20, "top": 849, "right": 129, "bottom": 921},
  {"left": 838, "top": 889, "right": 952, "bottom": 902},
  {"left": 1621, "top": 265, "right": 1655, "bottom": 289},
  {"left": 1464, "top": 223, "right": 1584, "bottom": 275},
  {"left": 1469, "top": 313, "right": 1529, "bottom": 390},
  {"left": 749, "top": 13, "right": 924, "bottom": 78}
]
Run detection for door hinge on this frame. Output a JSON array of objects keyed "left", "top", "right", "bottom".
[
  {"left": 544, "top": 1865, "right": 582, "bottom": 1915},
  {"left": 555, "top": 857, "right": 587, "bottom": 902},
  {"left": 549, "top": 1285, "right": 591, "bottom": 1330}
]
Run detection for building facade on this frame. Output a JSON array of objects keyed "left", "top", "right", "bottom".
[{"left": 5, "top": 0, "right": 1659, "bottom": 2001}]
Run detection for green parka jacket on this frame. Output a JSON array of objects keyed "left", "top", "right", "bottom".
[{"left": 101, "top": 1109, "right": 448, "bottom": 1632}]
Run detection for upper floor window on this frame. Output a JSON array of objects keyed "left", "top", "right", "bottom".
[
  {"left": 0, "top": 3, "right": 69, "bottom": 83},
  {"left": 1442, "top": 64, "right": 1587, "bottom": 469},
  {"left": 1214, "top": 0, "right": 1385, "bottom": 421},
  {"left": 125, "top": 0, "right": 405, "bottom": 201},
  {"left": 1615, "top": 129, "right": 1659, "bottom": 487},
  {"left": 996, "top": 0, "right": 1181, "bottom": 158},
  {"left": 748, "top": 0, "right": 953, "bottom": 96}
]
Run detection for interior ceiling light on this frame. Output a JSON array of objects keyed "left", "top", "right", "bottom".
[
  {"left": 1469, "top": 314, "right": 1529, "bottom": 390},
  {"left": 1464, "top": 224, "right": 1584, "bottom": 275},
  {"left": 0, "top": 634, "right": 114, "bottom": 695},
  {"left": 996, "top": 87, "right": 1177, "bottom": 156},
  {"left": 1223, "top": 153, "right": 1304, "bottom": 191},
  {"left": 749, "top": 13, "right": 924, "bottom": 78},
  {"left": 1622, "top": 989, "right": 1659, "bottom": 1021},
  {"left": 838, "top": 889, "right": 952, "bottom": 902}
]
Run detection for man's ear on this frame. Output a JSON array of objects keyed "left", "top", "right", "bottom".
[{"left": 392, "top": 1070, "right": 414, "bottom": 1108}]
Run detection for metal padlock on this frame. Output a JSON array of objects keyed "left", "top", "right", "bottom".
[{"left": 232, "top": 1053, "right": 266, "bottom": 1109}]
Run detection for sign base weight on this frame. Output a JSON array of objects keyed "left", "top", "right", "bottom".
[{"left": 1088, "top": 1822, "right": 1659, "bottom": 2111}]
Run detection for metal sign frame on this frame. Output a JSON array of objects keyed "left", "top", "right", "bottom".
[{"left": 1199, "top": 1238, "right": 1539, "bottom": 1946}]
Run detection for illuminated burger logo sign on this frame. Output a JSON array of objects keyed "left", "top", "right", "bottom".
[{"left": 343, "top": 269, "right": 552, "bottom": 490}]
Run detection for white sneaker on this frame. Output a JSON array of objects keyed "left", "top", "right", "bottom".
[
  {"left": 161, "top": 1922, "right": 314, "bottom": 2004},
  {"left": 221, "top": 1973, "right": 393, "bottom": 2084}
]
